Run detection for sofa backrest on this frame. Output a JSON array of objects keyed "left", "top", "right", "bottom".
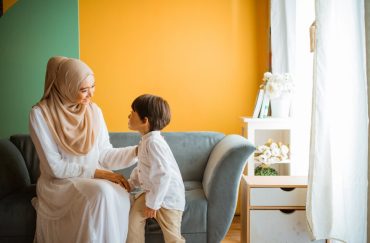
[
  {"left": 110, "top": 132, "right": 225, "bottom": 181},
  {"left": 0, "top": 139, "right": 31, "bottom": 198},
  {"left": 9, "top": 132, "right": 224, "bottom": 183},
  {"left": 10, "top": 135, "right": 40, "bottom": 184}
]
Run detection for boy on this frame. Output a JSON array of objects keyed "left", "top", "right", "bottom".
[{"left": 127, "top": 94, "right": 186, "bottom": 243}]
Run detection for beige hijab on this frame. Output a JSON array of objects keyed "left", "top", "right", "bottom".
[{"left": 37, "top": 56, "right": 99, "bottom": 155}]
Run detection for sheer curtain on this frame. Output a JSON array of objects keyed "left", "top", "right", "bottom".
[
  {"left": 270, "top": 0, "right": 296, "bottom": 73},
  {"left": 307, "top": 0, "right": 368, "bottom": 242},
  {"left": 270, "top": 0, "right": 314, "bottom": 176},
  {"left": 366, "top": 1, "right": 370, "bottom": 241}
]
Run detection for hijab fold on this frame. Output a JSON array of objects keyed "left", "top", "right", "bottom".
[{"left": 37, "top": 57, "right": 98, "bottom": 155}]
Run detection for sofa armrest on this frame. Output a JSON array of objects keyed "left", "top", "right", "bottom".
[
  {"left": 0, "top": 139, "right": 31, "bottom": 199},
  {"left": 202, "top": 135, "right": 254, "bottom": 243}
]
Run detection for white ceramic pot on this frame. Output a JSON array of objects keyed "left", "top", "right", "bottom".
[{"left": 270, "top": 95, "right": 291, "bottom": 118}]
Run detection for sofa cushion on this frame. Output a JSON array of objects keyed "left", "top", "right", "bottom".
[
  {"left": 110, "top": 132, "right": 224, "bottom": 181},
  {"left": 0, "top": 185, "right": 36, "bottom": 238},
  {"left": 162, "top": 132, "right": 224, "bottom": 181},
  {"left": 10, "top": 135, "right": 40, "bottom": 184},
  {"left": 0, "top": 140, "right": 31, "bottom": 199},
  {"left": 181, "top": 182, "right": 207, "bottom": 233},
  {"left": 145, "top": 181, "right": 207, "bottom": 234}
]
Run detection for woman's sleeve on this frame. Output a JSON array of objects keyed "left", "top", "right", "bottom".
[
  {"left": 97, "top": 108, "right": 138, "bottom": 170},
  {"left": 29, "top": 108, "right": 94, "bottom": 179}
]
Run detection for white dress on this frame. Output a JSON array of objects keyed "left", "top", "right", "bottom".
[{"left": 29, "top": 105, "right": 137, "bottom": 243}]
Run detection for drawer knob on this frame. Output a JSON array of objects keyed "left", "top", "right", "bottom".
[
  {"left": 280, "top": 187, "right": 295, "bottom": 192},
  {"left": 280, "top": 209, "right": 295, "bottom": 214}
]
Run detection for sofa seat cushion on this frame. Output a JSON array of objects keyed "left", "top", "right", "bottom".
[
  {"left": 145, "top": 181, "right": 207, "bottom": 234},
  {"left": 0, "top": 185, "right": 36, "bottom": 238}
]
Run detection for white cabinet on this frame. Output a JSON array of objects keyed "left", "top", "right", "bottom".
[
  {"left": 240, "top": 176, "right": 327, "bottom": 243},
  {"left": 241, "top": 117, "right": 292, "bottom": 176},
  {"left": 250, "top": 210, "right": 312, "bottom": 243}
]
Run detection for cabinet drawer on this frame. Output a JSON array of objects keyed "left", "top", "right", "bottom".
[
  {"left": 250, "top": 210, "right": 325, "bottom": 243},
  {"left": 250, "top": 187, "right": 306, "bottom": 206}
]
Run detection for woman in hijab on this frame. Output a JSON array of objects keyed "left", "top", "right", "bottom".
[{"left": 29, "top": 56, "right": 136, "bottom": 242}]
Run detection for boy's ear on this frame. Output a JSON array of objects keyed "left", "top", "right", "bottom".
[
  {"left": 142, "top": 117, "right": 150, "bottom": 130},
  {"left": 142, "top": 117, "right": 149, "bottom": 125}
]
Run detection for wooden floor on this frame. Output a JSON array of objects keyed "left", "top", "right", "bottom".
[{"left": 221, "top": 216, "right": 241, "bottom": 243}]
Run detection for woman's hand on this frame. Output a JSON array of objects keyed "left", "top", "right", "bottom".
[{"left": 94, "top": 169, "right": 131, "bottom": 192}]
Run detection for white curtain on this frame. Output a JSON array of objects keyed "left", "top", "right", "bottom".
[
  {"left": 270, "top": 0, "right": 296, "bottom": 73},
  {"left": 307, "top": 0, "right": 368, "bottom": 242},
  {"left": 366, "top": 1, "right": 370, "bottom": 240},
  {"left": 271, "top": 0, "right": 314, "bottom": 176}
]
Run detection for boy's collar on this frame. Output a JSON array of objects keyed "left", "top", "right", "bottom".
[{"left": 141, "top": 130, "right": 161, "bottom": 139}]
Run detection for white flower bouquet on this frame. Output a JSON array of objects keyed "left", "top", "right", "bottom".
[
  {"left": 261, "top": 72, "right": 294, "bottom": 99},
  {"left": 254, "top": 139, "right": 290, "bottom": 165}
]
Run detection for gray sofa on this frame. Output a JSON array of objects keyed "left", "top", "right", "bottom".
[{"left": 0, "top": 132, "right": 254, "bottom": 243}]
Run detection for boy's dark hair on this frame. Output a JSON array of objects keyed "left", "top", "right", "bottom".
[{"left": 131, "top": 94, "right": 171, "bottom": 131}]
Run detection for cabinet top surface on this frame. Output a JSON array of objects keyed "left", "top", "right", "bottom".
[
  {"left": 240, "top": 117, "right": 292, "bottom": 123},
  {"left": 243, "top": 176, "right": 308, "bottom": 187}
]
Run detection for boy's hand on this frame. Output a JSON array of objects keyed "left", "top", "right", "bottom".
[{"left": 144, "top": 206, "right": 157, "bottom": 219}]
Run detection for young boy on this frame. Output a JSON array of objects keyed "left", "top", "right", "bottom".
[{"left": 127, "top": 94, "right": 186, "bottom": 243}]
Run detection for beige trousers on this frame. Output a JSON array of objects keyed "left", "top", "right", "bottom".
[{"left": 127, "top": 194, "right": 185, "bottom": 243}]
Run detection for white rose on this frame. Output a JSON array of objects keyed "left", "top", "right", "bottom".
[
  {"left": 263, "top": 149, "right": 272, "bottom": 158},
  {"left": 257, "top": 154, "right": 268, "bottom": 163},
  {"left": 256, "top": 145, "right": 268, "bottom": 153},
  {"left": 281, "top": 145, "right": 289, "bottom": 155},
  {"left": 263, "top": 72, "right": 273, "bottom": 80},
  {"left": 270, "top": 142, "right": 278, "bottom": 150},
  {"left": 271, "top": 147, "right": 280, "bottom": 157}
]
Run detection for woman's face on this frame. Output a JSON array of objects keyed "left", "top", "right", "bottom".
[{"left": 77, "top": 76, "right": 95, "bottom": 105}]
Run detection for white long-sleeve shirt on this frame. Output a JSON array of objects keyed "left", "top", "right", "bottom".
[
  {"left": 129, "top": 131, "right": 185, "bottom": 211},
  {"left": 29, "top": 105, "right": 137, "bottom": 180}
]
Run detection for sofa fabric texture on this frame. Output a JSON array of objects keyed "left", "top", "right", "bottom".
[{"left": 0, "top": 132, "right": 254, "bottom": 243}]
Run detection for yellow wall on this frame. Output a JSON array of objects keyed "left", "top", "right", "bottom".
[{"left": 79, "top": 0, "right": 269, "bottom": 134}]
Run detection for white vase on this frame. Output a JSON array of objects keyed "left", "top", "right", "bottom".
[{"left": 270, "top": 94, "right": 291, "bottom": 118}]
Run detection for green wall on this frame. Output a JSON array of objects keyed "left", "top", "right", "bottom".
[{"left": 0, "top": 0, "right": 79, "bottom": 138}]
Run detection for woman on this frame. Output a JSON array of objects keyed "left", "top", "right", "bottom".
[{"left": 30, "top": 56, "right": 136, "bottom": 242}]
